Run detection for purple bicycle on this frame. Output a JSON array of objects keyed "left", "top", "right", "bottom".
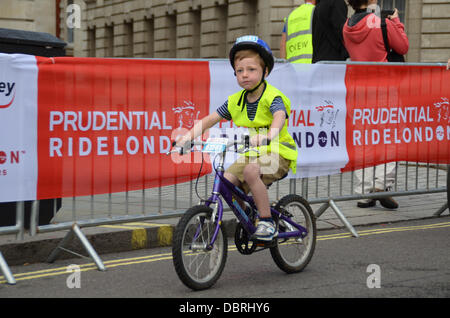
[{"left": 168, "top": 136, "right": 316, "bottom": 290}]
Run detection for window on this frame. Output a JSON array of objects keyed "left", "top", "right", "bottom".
[
  {"left": 124, "top": 21, "right": 134, "bottom": 57},
  {"left": 216, "top": 4, "right": 228, "bottom": 57},
  {"left": 87, "top": 26, "right": 96, "bottom": 57},
  {"left": 379, "top": 0, "right": 406, "bottom": 23},
  {"left": 167, "top": 13, "right": 177, "bottom": 57},
  {"left": 105, "top": 24, "right": 114, "bottom": 57},
  {"left": 245, "top": 0, "right": 258, "bottom": 35},
  {"left": 191, "top": 9, "right": 201, "bottom": 57},
  {"left": 145, "top": 17, "right": 154, "bottom": 57}
]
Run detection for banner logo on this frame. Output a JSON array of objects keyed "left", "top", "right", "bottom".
[
  {"left": 0, "top": 81, "right": 16, "bottom": 108},
  {"left": 434, "top": 97, "right": 449, "bottom": 123},
  {"left": 0, "top": 150, "right": 23, "bottom": 165},
  {"left": 290, "top": 100, "right": 342, "bottom": 149},
  {"left": 0, "top": 151, "right": 6, "bottom": 164},
  {"left": 172, "top": 101, "right": 200, "bottom": 129},
  {"left": 0, "top": 150, "right": 24, "bottom": 177},
  {"left": 316, "top": 101, "right": 339, "bottom": 129}
]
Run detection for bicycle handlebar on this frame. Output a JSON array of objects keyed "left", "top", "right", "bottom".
[{"left": 166, "top": 135, "right": 270, "bottom": 156}]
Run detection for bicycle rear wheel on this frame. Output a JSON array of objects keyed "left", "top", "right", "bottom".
[
  {"left": 172, "top": 205, "right": 228, "bottom": 290},
  {"left": 270, "top": 194, "right": 316, "bottom": 273}
]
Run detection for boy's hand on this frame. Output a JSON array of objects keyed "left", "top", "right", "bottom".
[
  {"left": 250, "top": 134, "right": 270, "bottom": 147},
  {"left": 174, "top": 135, "right": 192, "bottom": 152}
]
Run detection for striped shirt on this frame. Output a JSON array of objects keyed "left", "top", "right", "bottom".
[{"left": 216, "top": 96, "right": 287, "bottom": 121}]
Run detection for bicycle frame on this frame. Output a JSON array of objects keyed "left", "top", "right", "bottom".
[{"left": 202, "top": 149, "right": 309, "bottom": 249}]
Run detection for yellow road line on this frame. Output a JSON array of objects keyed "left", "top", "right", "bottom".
[
  {"left": 317, "top": 221, "right": 450, "bottom": 240},
  {"left": 98, "top": 225, "right": 141, "bottom": 230},
  {"left": 0, "top": 252, "right": 174, "bottom": 283},
  {"left": 2, "top": 221, "right": 449, "bottom": 284},
  {"left": 98, "top": 222, "right": 172, "bottom": 230},
  {"left": 124, "top": 222, "right": 172, "bottom": 227}
]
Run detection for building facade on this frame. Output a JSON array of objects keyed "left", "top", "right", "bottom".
[
  {"left": 0, "top": 0, "right": 56, "bottom": 34},
  {"left": 0, "top": 0, "right": 449, "bottom": 63},
  {"left": 66, "top": 0, "right": 291, "bottom": 59}
]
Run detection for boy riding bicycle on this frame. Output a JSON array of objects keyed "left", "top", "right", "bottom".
[{"left": 175, "top": 35, "right": 298, "bottom": 241}]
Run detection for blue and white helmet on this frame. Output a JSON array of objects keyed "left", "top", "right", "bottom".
[{"left": 229, "top": 35, "right": 274, "bottom": 75}]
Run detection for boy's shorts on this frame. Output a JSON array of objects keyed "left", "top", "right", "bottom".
[{"left": 226, "top": 152, "right": 291, "bottom": 194}]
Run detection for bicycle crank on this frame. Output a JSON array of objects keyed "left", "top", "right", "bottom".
[{"left": 234, "top": 223, "right": 257, "bottom": 255}]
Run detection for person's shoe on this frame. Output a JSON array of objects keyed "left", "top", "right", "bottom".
[
  {"left": 254, "top": 220, "right": 278, "bottom": 241},
  {"left": 356, "top": 198, "right": 376, "bottom": 208},
  {"left": 378, "top": 196, "right": 399, "bottom": 209},
  {"left": 375, "top": 188, "right": 399, "bottom": 209}
]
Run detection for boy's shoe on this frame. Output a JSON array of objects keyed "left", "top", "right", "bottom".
[{"left": 254, "top": 220, "right": 278, "bottom": 241}]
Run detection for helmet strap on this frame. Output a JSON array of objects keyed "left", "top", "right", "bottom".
[{"left": 238, "top": 72, "right": 267, "bottom": 112}]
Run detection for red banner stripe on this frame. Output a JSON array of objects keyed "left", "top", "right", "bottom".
[
  {"left": 36, "top": 57, "right": 211, "bottom": 200},
  {"left": 343, "top": 64, "right": 450, "bottom": 172}
]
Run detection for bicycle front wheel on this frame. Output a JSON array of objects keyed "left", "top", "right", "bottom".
[
  {"left": 270, "top": 194, "right": 316, "bottom": 274},
  {"left": 172, "top": 205, "right": 228, "bottom": 290}
]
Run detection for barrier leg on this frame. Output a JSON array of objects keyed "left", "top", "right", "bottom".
[
  {"left": 314, "top": 202, "right": 330, "bottom": 218},
  {"left": 47, "top": 224, "right": 106, "bottom": 271},
  {"left": 0, "top": 251, "right": 16, "bottom": 285},
  {"left": 47, "top": 225, "right": 74, "bottom": 263},
  {"left": 433, "top": 203, "right": 448, "bottom": 217},
  {"left": 15, "top": 201, "right": 24, "bottom": 241},
  {"left": 30, "top": 200, "right": 40, "bottom": 237},
  {"left": 329, "top": 200, "right": 359, "bottom": 238}
]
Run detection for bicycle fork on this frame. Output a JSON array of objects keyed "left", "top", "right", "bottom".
[{"left": 191, "top": 193, "right": 224, "bottom": 252}]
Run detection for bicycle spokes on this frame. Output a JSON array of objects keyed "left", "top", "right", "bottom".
[{"left": 172, "top": 206, "right": 228, "bottom": 290}]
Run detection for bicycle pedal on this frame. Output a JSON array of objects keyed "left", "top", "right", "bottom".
[{"left": 252, "top": 239, "right": 277, "bottom": 248}]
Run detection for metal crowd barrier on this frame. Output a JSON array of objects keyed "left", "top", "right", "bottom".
[
  {"left": 294, "top": 162, "right": 448, "bottom": 237},
  {"left": 1, "top": 61, "right": 449, "bottom": 284},
  {"left": 0, "top": 202, "right": 24, "bottom": 284},
  {"left": 0, "top": 161, "right": 447, "bottom": 285}
]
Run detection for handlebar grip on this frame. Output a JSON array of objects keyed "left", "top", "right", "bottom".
[
  {"left": 244, "top": 135, "right": 250, "bottom": 149},
  {"left": 170, "top": 139, "right": 195, "bottom": 155},
  {"left": 261, "top": 138, "right": 271, "bottom": 146}
]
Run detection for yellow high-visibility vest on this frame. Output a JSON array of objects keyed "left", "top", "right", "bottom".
[
  {"left": 227, "top": 82, "right": 298, "bottom": 174},
  {"left": 285, "top": 3, "right": 315, "bottom": 64}
]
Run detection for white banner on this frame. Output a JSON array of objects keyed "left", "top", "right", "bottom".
[
  {"left": 208, "top": 61, "right": 349, "bottom": 178},
  {"left": 0, "top": 54, "right": 38, "bottom": 202}
]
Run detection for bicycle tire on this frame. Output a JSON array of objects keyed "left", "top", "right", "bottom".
[
  {"left": 172, "top": 205, "right": 228, "bottom": 290},
  {"left": 270, "top": 194, "right": 316, "bottom": 274}
]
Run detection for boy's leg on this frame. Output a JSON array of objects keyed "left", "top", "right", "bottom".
[
  {"left": 242, "top": 153, "right": 290, "bottom": 217},
  {"left": 244, "top": 153, "right": 290, "bottom": 215},
  {"left": 242, "top": 163, "right": 271, "bottom": 218},
  {"left": 224, "top": 171, "right": 241, "bottom": 187},
  {"left": 243, "top": 162, "right": 278, "bottom": 241},
  {"left": 225, "top": 153, "right": 289, "bottom": 216}
]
